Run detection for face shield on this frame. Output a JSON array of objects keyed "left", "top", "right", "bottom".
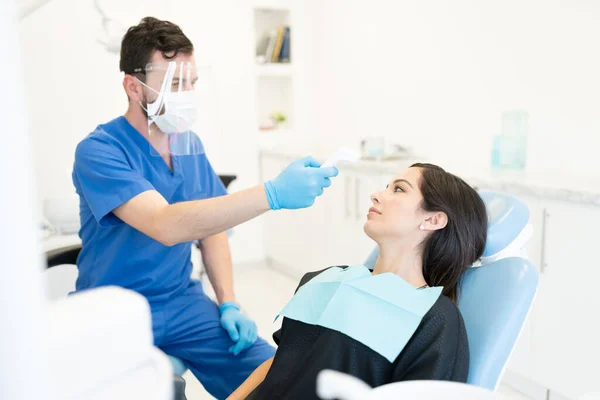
[{"left": 137, "top": 61, "right": 219, "bottom": 156}]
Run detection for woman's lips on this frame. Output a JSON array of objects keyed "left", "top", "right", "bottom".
[{"left": 368, "top": 207, "right": 382, "bottom": 215}]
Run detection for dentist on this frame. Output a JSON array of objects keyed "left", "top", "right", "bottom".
[{"left": 71, "top": 17, "right": 337, "bottom": 399}]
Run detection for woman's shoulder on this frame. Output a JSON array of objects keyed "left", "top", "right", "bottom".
[
  {"left": 296, "top": 266, "right": 349, "bottom": 293},
  {"left": 423, "top": 295, "right": 466, "bottom": 331},
  {"left": 404, "top": 295, "right": 468, "bottom": 350},
  {"left": 394, "top": 295, "right": 470, "bottom": 382}
]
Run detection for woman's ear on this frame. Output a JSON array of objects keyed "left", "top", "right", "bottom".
[{"left": 425, "top": 211, "right": 448, "bottom": 231}]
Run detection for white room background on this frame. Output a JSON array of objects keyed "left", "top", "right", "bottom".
[
  {"left": 19, "top": 0, "right": 600, "bottom": 263},
  {"left": 304, "top": 0, "right": 600, "bottom": 175}
]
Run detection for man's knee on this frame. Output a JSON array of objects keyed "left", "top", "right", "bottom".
[{"left": 243, "top": 337, "right": 276, "bottom": 364}]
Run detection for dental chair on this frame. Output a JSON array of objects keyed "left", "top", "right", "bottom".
[{"left": 319, "top": 191, "right": 539, "bottom": 399}]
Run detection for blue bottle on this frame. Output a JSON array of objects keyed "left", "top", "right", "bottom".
[{"left": 491, "top": 110, "right": 528, "bottom": 170}]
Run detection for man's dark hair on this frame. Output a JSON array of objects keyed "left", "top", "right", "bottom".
[{"left": 119, "top": 16, "right": 194, "bottom": 75}]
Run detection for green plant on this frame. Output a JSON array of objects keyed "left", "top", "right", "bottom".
[{"left": 270, "top": 110, "right": 287, "bottom": 124}]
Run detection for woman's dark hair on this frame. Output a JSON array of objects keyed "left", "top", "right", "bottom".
[
  {"left": 412, "top": 163, "right": 487, "bottom": 303},
  {"left": 119, "top": 17, "right": 194, "bottom": 76}
]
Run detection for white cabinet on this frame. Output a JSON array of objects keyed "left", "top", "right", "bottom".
[
  {"left": 322, "top": 165, "right": 397, "bottom": 267},
  {"left": 317, "top": 168, "right": 349, "bottom": 267},
  {"left": 504, "top": 198, "right": 600, "bottom": 400},
  {"left": 261, "top": 154, "right": 329, "bottom": 279},
  {"left": 529, "top": 200, "right": 600, "bottom": 399},
  {"left": 327, "top": 167, "right": 381, "bottom": 266}
]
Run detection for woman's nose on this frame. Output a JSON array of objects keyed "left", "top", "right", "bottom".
[{"left": 370, "top": 192, "right": 380, "bottom": 204}]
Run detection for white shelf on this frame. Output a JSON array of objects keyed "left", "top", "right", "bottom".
[
  {"left": 252, "top": 1, "right": 292, "bottom": 11},
  {"left": 253, "top": 4, "right": 295, "bottom": 142},
  {"left": 255, "top": 63, "right": 293, "bottom": 77},
  {"left": 258, "top": 127, "right": 293, "bottom": 135}
]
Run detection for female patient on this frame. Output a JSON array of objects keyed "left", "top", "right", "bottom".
[{"left": 229, "top": 163, "right": 488, "bottom": 400}]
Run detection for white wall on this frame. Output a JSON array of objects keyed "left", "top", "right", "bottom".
[
  {"left": 19, "top": 0, "right": 265, "bottom": 263},
  {"left": 304, "top": 0, "right": 600, "bottom": 177},
  {"left": 21, "top": 0, "right": 600, "bottom": 262}
]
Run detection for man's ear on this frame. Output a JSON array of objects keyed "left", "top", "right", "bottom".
[
  {"left": 425, "top": 211, "right": 448, "bottom": 231},
  {"left": 123, "top": 75, "right": 143, "bottom": 103}
]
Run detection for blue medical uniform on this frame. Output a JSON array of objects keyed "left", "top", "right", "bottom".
[{"left": 72, "top": 116, "right": 275, "bottom": 399}]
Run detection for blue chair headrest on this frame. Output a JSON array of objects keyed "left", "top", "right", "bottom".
[{"left": 478, "top": 191, "right": 529, "bottom": 259}]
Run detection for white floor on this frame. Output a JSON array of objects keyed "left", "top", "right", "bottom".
[{"left": 183, "top": 262, "right": 532, "bottom": 400}]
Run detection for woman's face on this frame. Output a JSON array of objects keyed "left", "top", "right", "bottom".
[{"left": 364, "top": 167, "right": 427, "bottom": 242}]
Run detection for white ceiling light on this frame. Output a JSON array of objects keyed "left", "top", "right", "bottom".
[
  {"left": 17, "top": 0, "right": 125, "bottom": 54},
  {"left": 93, "top": 0, "right": 125, "bottom": 54}
]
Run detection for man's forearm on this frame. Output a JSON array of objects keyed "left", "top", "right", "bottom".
[
  {"left": 227, "top": 357, "right": 274, "bottom": 400},
  {"left": 113, "top": 157, "right": 337, "bottom": 247},
  {"left": 160, "top": 185, "right": 270, "bottom": 245},
  {"left": 199, "top": 232, "right": 235, "bottom": 304}
]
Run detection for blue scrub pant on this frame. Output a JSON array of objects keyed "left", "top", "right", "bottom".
[{"left": 151, "top": 281, "right": 276, "bottom": 399}]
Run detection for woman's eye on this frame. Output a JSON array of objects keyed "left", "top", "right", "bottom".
[{"left": 394, "top": 185, "right": 404, "bottom": 192}]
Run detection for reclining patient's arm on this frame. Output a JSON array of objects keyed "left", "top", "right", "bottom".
[{"left": 227, "top": 357, "right": 274, "bottom": 400}]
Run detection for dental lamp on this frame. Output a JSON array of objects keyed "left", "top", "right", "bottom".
[{"left": 18, "top": 0, "right": 124, "bottom": 53}]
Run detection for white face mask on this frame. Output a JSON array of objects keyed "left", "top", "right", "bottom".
[{"left": 137, "top": 78, "right": 200, "bottom": 134}]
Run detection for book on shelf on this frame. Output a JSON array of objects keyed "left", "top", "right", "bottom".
[
  {"left": 271, "top": 25, "right": 285, "bottom": 63},
  {"left": 255, "top": 25, "right": 291, "bottom": 64},
  {"left": 279, "top": 26, "right": 290, "bottom": 62}
]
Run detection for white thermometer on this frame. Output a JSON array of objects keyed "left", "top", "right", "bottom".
[{"left": 321, "top": 147, "right": 360, "bottom": 168}]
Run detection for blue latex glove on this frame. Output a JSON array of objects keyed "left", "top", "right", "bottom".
[
  {"left": 219, "top": 302, "right": 258, "bottom": 356},
  {"left": 264, "top": 156, "right": 339, "bottom": 210}
]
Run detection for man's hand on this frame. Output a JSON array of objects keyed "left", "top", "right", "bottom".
[
  {"left": 219, "top": 302, "right": 258, "bottom": 356},
  {"left": 264, "top": 156, "right": 339, "bottom": 210}
]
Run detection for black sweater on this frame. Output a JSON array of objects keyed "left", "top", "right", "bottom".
[{"left": 247, "top": 267, "right": 470, "bottom": 400}]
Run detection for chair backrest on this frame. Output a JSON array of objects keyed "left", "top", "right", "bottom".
[
  {"left": 217, "top": 174, "right": 237, "bottom": 189},
  {"left": 362, "top": 191, "right": 539, "bottom": 390},
  {"left": 458, "top": 257, "right": 537, "bottom": 389},
  {"left": 44, "top": 244, "right": 82, "bottom": 301},
  {"left": 46, "top": 244, "right": 81, "bottom": 268}
]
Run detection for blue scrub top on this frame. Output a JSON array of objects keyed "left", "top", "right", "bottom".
[{"left": 72, "top": 116, "right": 227, "bottom": 304}]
